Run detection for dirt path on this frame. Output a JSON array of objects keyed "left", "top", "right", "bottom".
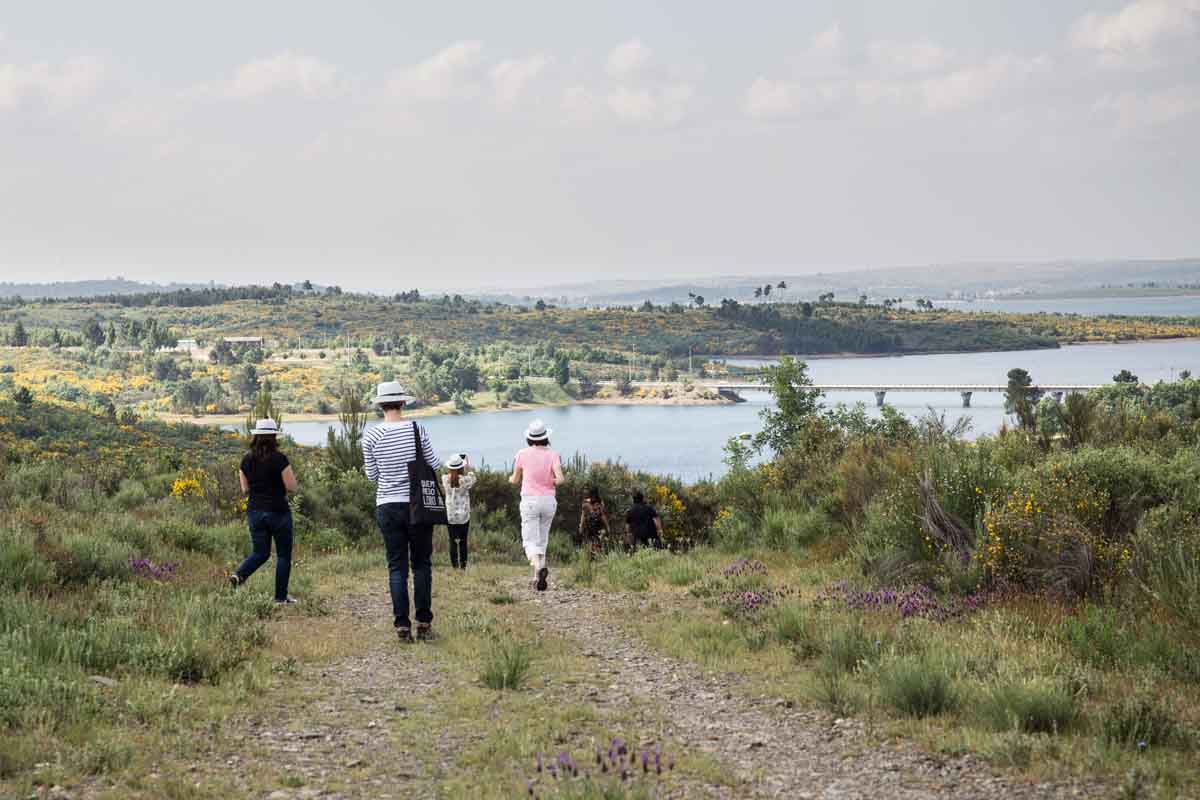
[
  {"left": 87, "top": 574, "right": 1112, "bottom": 799},
  {"left": 523, "top": 582, "right": 1110, "bottom": 800},
  {"left": 181, "top": 590, "right": 455, "bottom": 799}
]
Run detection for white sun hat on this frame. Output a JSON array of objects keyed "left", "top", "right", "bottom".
[
  {"left": 445, "top": 454, "right": 466, "bottom": 470},
  {"left": 524, "top": 418, "right": 552, "bottom": 442},
  {"left": 373, "top": 380, "right": 415, "bottom": 405},
  {"left": 251, "top": 418, "right": 280, "bottom": 436}
]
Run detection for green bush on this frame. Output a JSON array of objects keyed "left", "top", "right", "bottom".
[
  {"left": 1103, "top": 690, "right": 1189, "bottom": 750},
  {"left": 481, "top": 636, "right": 533, "bottom": 691},
  {"left": 760, "top": 506, "right": 832, "bottom": 551},
  {"left": 767, "top": 604, "right": 822, "bottom": 659},
  {"left": 977, "top": 676, "right": 1079, "bottom": 734},
  {"left": 112, "top": 479, "right": 149, "bottom": 510},
  {"left": 877, "top": 654, "right": 959, "bottom": 718},
  {"left": 1131, "top": 506, "right": 1200, "bottom": 634}
]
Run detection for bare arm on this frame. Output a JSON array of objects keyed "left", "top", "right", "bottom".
[
  {"left": 282, "top": 465, "right": 299, "bottom": 493},
  {"left": 654, "top": 517, "right": 664, "bottom": 535},
  {"left": 509, "top": 465, "right": 522, "bottom": 486},
  {"left": 552, "top": 460, "right": 565, "bottom": 486},
  {"left": 239, "top": 469, "right": 250, "bottom": 495}
]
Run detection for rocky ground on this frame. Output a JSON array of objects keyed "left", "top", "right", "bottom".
[{"left": 82, "top": 571, "right": 1109, "bottom": 800}]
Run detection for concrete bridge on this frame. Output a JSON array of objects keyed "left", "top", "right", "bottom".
[{"left": 712, "top": 383, "right": 1105, "bottom": 407}]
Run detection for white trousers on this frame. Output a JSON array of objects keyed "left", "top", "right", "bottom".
[{"left": 520, "top": 496, "right": 557, "bottom": 569}]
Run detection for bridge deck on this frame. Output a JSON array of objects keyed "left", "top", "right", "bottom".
[{"left": 715, "top": 384, "right": 1103, "bottom": 392}]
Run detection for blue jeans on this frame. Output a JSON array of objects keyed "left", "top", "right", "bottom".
[
  {"left": 236, "top": 510, "right": 294, "bottom": 602},
  {"left": 376, "top": 503, "right": 433, "bottom": 629}
]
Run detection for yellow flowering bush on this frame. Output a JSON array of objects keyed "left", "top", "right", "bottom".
[
  {"left": 980, "top": 473, "right": 1117, "bottom": 595},
  {"left": 170, "top": 470, "right": 207, "bottom": 501},
  {"left": 653, "top": 484, "right": 691, "bottom": 551}
]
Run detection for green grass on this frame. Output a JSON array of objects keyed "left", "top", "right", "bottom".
[
  {"left": 877, "top": 654, "right": 959, "bottom": 718},
  {"left": 481, "top": 636, "right": 534, "bottom": 691}
]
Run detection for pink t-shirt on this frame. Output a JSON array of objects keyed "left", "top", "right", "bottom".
[{"left": 514, "top": 447, "right": 561, "bottom": 497}]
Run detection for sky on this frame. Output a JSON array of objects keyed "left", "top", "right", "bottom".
[{"left": 0, "top": 0, "right": 1198, "bottom": 292}]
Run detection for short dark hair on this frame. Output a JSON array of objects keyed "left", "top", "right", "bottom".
[
  {"left": 586, "top": 485, "right": 601, "bottom": 502},
  {"left": 379, "top": 401, "right": 405, "bottom": 412},
  {"left": 632, "top": 490, "right": 645, "bottom": 504},
  {"left": 526, "top": 438, "right": 550, "bottom": 447}
]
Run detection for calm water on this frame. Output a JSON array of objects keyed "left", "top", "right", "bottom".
[
  {"left": 940, "top": 296, "right": 1200, "bottom": 317},
  {"left": 278, "top": 339, "right": 1200, "bottom": 481}
]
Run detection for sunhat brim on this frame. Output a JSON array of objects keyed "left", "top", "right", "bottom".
[
  {"left": 251, "top": 428, "right": 280, "bottom": 436},
  {"left": 525, "top": 428, "right": 552, "bottom": 441},
  {"left": 373, "top": 393, "right": 415, "bottom": 405}
]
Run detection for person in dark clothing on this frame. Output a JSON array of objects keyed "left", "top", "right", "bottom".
[
  {"left": 625, "top": 490, "right": 664, "bottom": 551},
  {"left": 578, "top": 486, "right": 611, "bottom": 558},
  {"left": 232, "top": 419, "right": 299, "bottom": 603}
]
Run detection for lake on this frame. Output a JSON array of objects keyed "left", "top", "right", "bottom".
[
  {"left": 939, "top": 296, "right": 1200, "bottom": 317},
  {"left": 277, "top": 338, "right": 1199, "bottom": 482}
]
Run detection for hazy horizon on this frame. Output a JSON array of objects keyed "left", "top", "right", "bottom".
[{"left": 2, "top": 0, "right": 1198, "bottom": 290}]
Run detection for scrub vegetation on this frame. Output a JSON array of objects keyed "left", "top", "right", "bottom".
[{"left": 3, "top": 340, "right": 1200, "bottom": 795}]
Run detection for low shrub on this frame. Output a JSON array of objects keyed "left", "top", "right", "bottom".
[
  {"left": 877, "top": 654, "right": 959, "bottom": 718},
  {"left": 760, "top": 506, "right": 832, "bottom": 551},
  {"left": 1131, "top": 506, "right": 1200, "bottom": 634},
  {"left": 977, "top": 676, "right": 1079, "bottom": 734},
  {"left": 481, "top": 636, "right": 533, "bottom": 691},
  {"left": 1102, "top": 690, "right": 1189, "bottom": 750}
]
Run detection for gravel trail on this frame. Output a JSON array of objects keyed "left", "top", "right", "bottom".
[{"left": 523, "top": 581, "right": 1112, "bottom": 800}]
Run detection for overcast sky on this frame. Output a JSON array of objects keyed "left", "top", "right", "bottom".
[{"left": 1, "top": 0, "right": 1197, "bottom": 291}]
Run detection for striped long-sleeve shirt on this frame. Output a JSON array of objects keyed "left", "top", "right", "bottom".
[{"left": 362, "top": 421, "right": 441, "bottom": 506}]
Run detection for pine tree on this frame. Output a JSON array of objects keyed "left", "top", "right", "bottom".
[{"left": 12, "top": 321, "right": 28, "bottom": 347}]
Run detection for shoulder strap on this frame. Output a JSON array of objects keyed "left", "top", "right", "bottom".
[{"left": 410, "top": 421, "right": 425, "bottom": 466}]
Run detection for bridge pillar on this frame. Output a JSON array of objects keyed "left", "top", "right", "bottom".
[
  {"left": 1053, "top": 391, "right": 1064, "bottom": 403},
  {"left": 960, "top": 391, "right": 973, "bottom": 408},
  {"left": 874, "top": 390, "right": 887, "bottom": 407}
]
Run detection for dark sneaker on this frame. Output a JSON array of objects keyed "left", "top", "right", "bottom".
[
  {"left": 416, "top": 624, "right": 434, "bottom": 642},
  {"left": 229, "top": 574, "right": 242, "bottom": 588},
  {"left": 396, "top": 627, "right": 414, "bottom": 644},
  {"left": 536, "top": 567, "right": 549, "bottom": 592},
  {"left": 275, "top": 596, "right": 298, "bottom": 605}
]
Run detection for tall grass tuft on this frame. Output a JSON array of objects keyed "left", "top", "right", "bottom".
[
  {"left": 877, "top": 654, "right": 959, "bottom": 718},
  {"left": 481, "top": 636, "right": 533, "bottom": 691},
  {"left": 977, "top": 676, "right": 1079, "bottom": 734}
]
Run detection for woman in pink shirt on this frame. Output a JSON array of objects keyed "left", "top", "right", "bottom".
[{"left": 509, "top": 419, "right": 565, "bottom": 591}]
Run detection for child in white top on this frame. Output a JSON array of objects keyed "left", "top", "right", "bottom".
[{"left": 442, "top": 454, "right": 477, "bottom": 570}]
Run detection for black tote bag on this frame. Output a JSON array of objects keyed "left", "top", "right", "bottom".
[{"left": 408, "top": 422, "right": 448, "bottom": 526}]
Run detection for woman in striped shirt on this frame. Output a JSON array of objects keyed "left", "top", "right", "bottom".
[{"left": 363, "top": 381, "right": 442, "bottom": 643}]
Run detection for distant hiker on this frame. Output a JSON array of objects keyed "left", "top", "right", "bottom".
[
  {"left": 626, "top": 490, "right": 664, "bottom": 551},
  {"left": 232, "top": 419, "right": 299, "bottom": 603},
  {"left": 442, "top": 453, "right": 476, "bottom": 570},
  {"left": 577, "top": 485, "right": 610, "bottom": 558},
  {"left": 509, "top": 419, "right": 564, "bottom": 591},
  {"left": 363, "top": 381, "right": 442, "bottom": 643}
]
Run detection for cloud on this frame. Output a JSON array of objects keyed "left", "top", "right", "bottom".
[
  {"left": 811, "top": 24, "right": 843, "bottom": 57},
  {"left": 1070, "top": 0, "right": 1200, "bottom": 54},
  {"left": 388, "top": 40, "right": 483, "bottom": 100},
  {"left": 225, "top": 52, "right": 338, "bottom": 99},
  {"left": 490, "top": 54, "right": 549, "bottom": 109},
  {"left": 562, "top": 86, "right": 603, "bottom": 124},
  {"left": 607, "top": 86, "right": 656, "bottom": 121},
  {"left": 1096, "top": 84, "right": 1200, "bottom": 128},
  {"left": 0, "top": 57, "right": 104, "bottom": 110},
  {"left": 604, "top": 84, "right": 693, "bottom": 125},
  {"left": 919, "top": 55, "right": 1046, "bottom": 111},
  {"left": 868, "top": 39, "right": 951, "bottom": 74},
  {"left": 606, "top": 39, "right": 651, "bottom": 79},
  {"left": 743, "top": 77, "right": 839, "bottom": 118}
]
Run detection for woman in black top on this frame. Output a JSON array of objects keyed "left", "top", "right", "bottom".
[{"left": 232, "top": 419, "right": 299, "bottom": 603}]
